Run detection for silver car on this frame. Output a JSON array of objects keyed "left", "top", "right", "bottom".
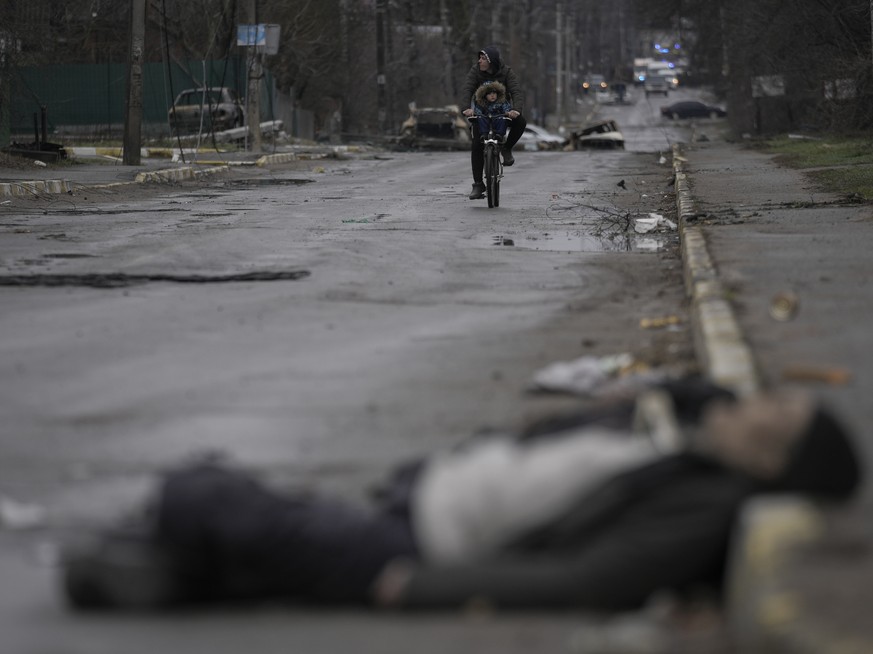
[{"left": 168, "top": 87, "right": 245, "bottom": 133}]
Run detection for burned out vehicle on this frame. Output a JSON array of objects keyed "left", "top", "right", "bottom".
[
  {"left": 168, "top": 87, "right": 245, "bottom": 133},
  {"left": 518, "top": 124, "right": 568, "bottom": 150},
  {"left": 399, "top": 103, "right": 470, "bottom": 148},
  {"left": 570, "top": 119, "right": 625, "bottom": 150}
]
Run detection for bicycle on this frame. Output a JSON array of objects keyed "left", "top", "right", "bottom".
[{"left": 469, "top": 113, "right": 512, "bottom": 208}]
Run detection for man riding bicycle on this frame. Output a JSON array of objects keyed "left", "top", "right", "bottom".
[{"left": 461, "top": 46, "right": 527, "bottom": 200}]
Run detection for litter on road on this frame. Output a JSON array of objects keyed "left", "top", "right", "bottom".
[
  {"left": 529, "top": 353, "right": 635, "bottom": 395},
  {"left": 634, "top": 213, "right": 677, "bottom": 234},
  {"left": 0, "top": 496, "right": 47, "bottom": 531}
]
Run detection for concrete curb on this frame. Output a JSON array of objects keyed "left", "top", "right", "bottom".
[
  {"left": 257, "top": 153, "right": 299, "bottom": 166},
  {"left": 133, "top": 165, "right": 229, "bottom": 184},
  {"left": 0, "top": 164, "right": 232, "bottom": 197},
  {"left": 2, "top": 143, "right": 373, "bottom": 197},
  {"left": 725, "top": 496, "right": 832, "bottom": 654},
  {"left": 0, "top": 179, "right": 76, "bottom": 197},
  {"left": 66, "top": 147, "right": 222, "bottom": 159},
  {"left": 672, "top": 143, "right": 760, "bottom": 398},
  {"left": 671, "top": 144, "right": 869, "bottom": 653}
]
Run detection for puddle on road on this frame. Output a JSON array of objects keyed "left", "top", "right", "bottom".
[{"left": 476, "top": 232, "right": 670, "bottom": 253}]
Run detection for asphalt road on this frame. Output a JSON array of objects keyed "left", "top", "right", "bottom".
[{"left": 0, "top": 91, "right": 718, "bottom": 653}]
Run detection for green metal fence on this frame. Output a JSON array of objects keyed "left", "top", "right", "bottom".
[{"left": 9, "top": 57, "right": 273, "bottom": 137}]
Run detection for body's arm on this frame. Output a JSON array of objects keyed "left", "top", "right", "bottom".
[{"left": 376, "top": 469, "right": 749, "bottom": 610}]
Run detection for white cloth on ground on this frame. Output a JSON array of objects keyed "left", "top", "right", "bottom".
[{"left": 412, "top": 428, "right": 659, "bottom": 564}]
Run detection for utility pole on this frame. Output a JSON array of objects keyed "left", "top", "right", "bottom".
[
  {"left": 122, "top": 0, "right": 146, "bottom": 165},
  {"left": 247, "top": 0, "right": 262, "bottom": 152},
  {"left": 439, "top": 0, "right": 455, "bottom": 99},
  {"left": 556, "top": 2, "right": 563, "bottom": 127},
  {"left": 0, "top": 34, "right": 10, "bottom": 148},
  {"left": 376, "top": 0, "right": 387, "bottom": 132}
]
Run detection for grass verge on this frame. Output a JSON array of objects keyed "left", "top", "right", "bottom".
[{"left": 762, "top": 135, "right": 873, "bottom": 201}]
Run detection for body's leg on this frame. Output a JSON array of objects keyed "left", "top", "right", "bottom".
[{"left": 64, "top": 463, "right": 418, "bottom": 608}]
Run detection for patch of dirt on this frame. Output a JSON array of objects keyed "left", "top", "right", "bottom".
[{"left": 0, "top": 151, "right": 41, "bottom": 171}]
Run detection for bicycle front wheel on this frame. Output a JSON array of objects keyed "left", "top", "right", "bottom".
[{"left": 484, "top": 145, "right": 500, "bottom": 208}]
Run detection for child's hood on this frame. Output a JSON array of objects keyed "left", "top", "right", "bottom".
[{"left": 474, "top": 81, "right": 508, "bottom": 106}]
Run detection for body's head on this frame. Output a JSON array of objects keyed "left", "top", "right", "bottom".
[{"left": 700, "top": 389, "right": 861, "bottom": 498}]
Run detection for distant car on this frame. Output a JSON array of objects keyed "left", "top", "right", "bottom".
[
  {"left": 581, "top": 74, "right": 606, "bottom": 95},
  {"left": 519, "top": 124, "right": 567, "bottom": 150},
  {"left": 644, "top": 76, "right": 670, "bottom": 97},
  {"left": 660, "top": 101, "right": 727, "bottom": 120},
  {"left": 168, "top": 87, "right": 245, "bottom": 133},
  {"left": 399, "top": 103, "right": 470, "bottom": 148}
]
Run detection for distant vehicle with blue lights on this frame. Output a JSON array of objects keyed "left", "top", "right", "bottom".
[{"left": 634, "top": 58, "right": 653, "bottom": 84}]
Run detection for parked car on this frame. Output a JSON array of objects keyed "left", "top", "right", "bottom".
[
  {"left": 518, "top": 124, "right": 568, "bottom": 150},
  {"left": 399, "top": 103, "right": 470, "bottom": 148},
  {"left": 168, "top": 87, "right": 245, "bottom": 133},
  {"left": 660, "top": 101, "right": 727, "bottom": 120}
]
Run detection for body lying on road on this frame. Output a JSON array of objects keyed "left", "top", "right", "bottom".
[{"left": 62, "top": 379, "right": 861, "bottom": 611}]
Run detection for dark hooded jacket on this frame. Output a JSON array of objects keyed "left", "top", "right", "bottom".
[{"left": 461, "top": 46, "right": 525, "bottom": 115}]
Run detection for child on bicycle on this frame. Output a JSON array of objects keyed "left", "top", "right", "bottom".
[{"left": 472, "top": 81, "right": 512, "bottom": 138}]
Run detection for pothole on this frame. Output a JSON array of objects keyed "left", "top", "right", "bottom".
[
  {"left": 0, "top": 269, "right": 310, "bottom": 288},
  {"left": 222, "top": 178, "right": 314, "bottom": 187}
]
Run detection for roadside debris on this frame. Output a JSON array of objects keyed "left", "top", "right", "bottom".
[
  {"left": 640, "top": 315, "right": 682, "bottom": 330},
  {"left": 634, "top": 213, "right": 677, "bottom": 234},
  {"left": 782, "top": 365, "right": 851, "bottom": 385},
  {"left": 529, "top": 353, "right": 634, "bottom": 395},
  {"left": 0, "top": 496, "right": 47, "bottom": 530},
  {"left": 769, "top": 292, "right": 799, "bottom": 321}
]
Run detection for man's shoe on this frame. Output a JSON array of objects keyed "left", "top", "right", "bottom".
[
  {"left": 469, "top": 182, "right": 486, "bottom": 199},
  {"left": 502, "top": 147, "right": 515, "bottom": 166},
  {"left": 62, "top": 521, "right": 181, "bottom": 610}
]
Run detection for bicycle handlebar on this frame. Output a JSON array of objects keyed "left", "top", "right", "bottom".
[{"left": 467, "top": 113, "right": 512, "bottom": 122}]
